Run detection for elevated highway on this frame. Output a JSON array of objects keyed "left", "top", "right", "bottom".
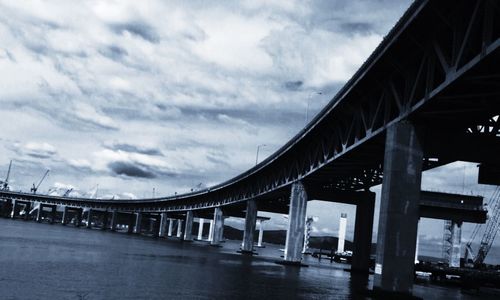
[{"left": 1, "top": 0, "right": 499, "bottom": 297}]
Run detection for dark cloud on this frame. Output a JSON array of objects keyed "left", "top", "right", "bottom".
[
  {"left": 284, "top": 80, "right": 303, "bottom": 91},
  {"left": 111, "top": 21, "right": 160, "bottom": 43},
  {"left": 340, "top": 22, "right": 374, "bottom": 34},
  {"left": 108, "top": 143, "right": 163, "bottom": 156},
  {"left": 99, "top": 45, "right": 128, "bottom": 61},
  {"left": 108, "top": 161, "right": 156, "bottom": 178}
]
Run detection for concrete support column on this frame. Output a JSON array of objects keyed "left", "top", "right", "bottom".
[
  {"left": 415, "top": 219, "right": 420, "bottom": 264},
  {"left": 127, "top": 214, "right": 135, "bottom": 234},
  {"left": 176, "top": 220, "right": 183, "bottom": 238},
  {"left": 36, "top": 204, "right": 42, "bottom": 222},
  {"left": 49, "top": 205, "right": 56, "bottom": 224},
  {"left": 23, "top": 202, "right": 31, "bottom": 221},
  {"left": 257, "top": 219, "right": 265, "bottom": 247},
  {"left": 374, "top": 121, "right": 423, "bottom": 295},
  {"left": 11, "top": 200, "right": 17, "bottom": 219},
  {"left": 62, "top": 206, "right": 68, "bottom": 225},
  {"left": 134, "top": 213, "right": 142, "bottom": 234},
  {"left": 283, "top": 181, "right": 308, "bottom": 263},
  {"left": 337, "top": 213, "right": 347, "bottom": 252},
  {"left": 450, "top": 221, "right": 462, "bottom": 268},
  {"left": 197, "top": 218, "right": 204, "bottom": 240},
  {"left": 159, "top": 213, "right": 168, "bottom": 237},
  {"left": 208, "top": 220, "right": 214, "bottom": 241},
  {"left": 110, "top": 211, "right": 118, "bottom": 231},
  {"left": 101, "top": 211, "right": 109, "bottom": 230},
  {"left": 211, "top": 208, "right": 224, "bottom": 245},
  {"left": 184, "top": 211, "right": 194, "bottom": 241},
  {"left": 351, "top": 194, "right": 375, "bottom": 273},
  {"left": 167, "top": 218, "right": 173, "bottom": 237},
  {"left": 74, "top": 208, "right": 82, "bottom": 227},
  {"left": 87, "top": 209, "right": 93, "bottom": 229},
  {"left": 241, "top": 199, "right": 257, "bottom": 253}
]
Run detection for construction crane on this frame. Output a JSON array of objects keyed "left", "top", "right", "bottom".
[
  {"left": 465, "top": 186, "right": 500, "bottom": 266},
  {"left": 0, "top": 160, "right": 12, "bottom": 191},
  {"left": 62, "top": 188, "right": 73, "bottom": 197},
  {"left": 31, "top": 170, "right": 50, "bottom": 194}
]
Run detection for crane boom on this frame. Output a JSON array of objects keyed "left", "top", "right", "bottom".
[
  {"left": 2, "top": 160, "right": 12, "bottom": 190},
  {"left": 31, "top": 170, "right": 50, "bottom": 194}
]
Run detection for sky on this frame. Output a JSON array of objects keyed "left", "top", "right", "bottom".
[{"left": 1, "top": 0, "right": 498, "bottom": 263}]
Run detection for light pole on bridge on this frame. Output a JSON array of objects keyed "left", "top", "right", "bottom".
[
  {"left": 255, "top": 144, "right": 267, "bottom": 165},
  {"left": 305, "top": 91, "right": 323, "bottom": 123}
]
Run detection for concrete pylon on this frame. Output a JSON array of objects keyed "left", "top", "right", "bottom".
[
  {"left": 241, "top": 199, "right": 257, "bottom": 253},
  {"left": 184, "top": 211, "right": 194, "bottom": 241},
  {"left": 176, "top": 220, "right": 183, "bottom": 238},
  {"left": 257, "top": 219, "right": 265, "bottom": 247},
  {"left": 167, "top": 218, "right": 173, "bottom": 237},
  {"left": 74, "top": 208, "right": 82, "bottom": 227},
  {"left": 110, "top": 211, "right": 118, "bottom": 231},
  {"left": 283, "top": 181, "right": 308, "bottom": 264},
  {"left": 351, "top": 194, "right": 375, "bottom": 273},
  {"left": 159, "top": 213, "right": 168, "bottom": 237},
  {"left": 62, "top": 206, "right": 69, "bottom": 225},
  {"left": 337, "top": 213, "right": 347, "bottom": 253},
  {"left": 450, "top": 221, "right": 462, "bottom": 268},
  {"left": 86, "top": 209, "right": 93, "bottom": 229},
  {"left": 211, "top": 207, "right": 224, "bottom": 245},
  {"left": 36, "top": 204, "right": 42, "bottom": 222},
  {"left": 134, "top": 213, "right": 142, "bottom": 234},
  {"left": 197, "top": 218, "right": 204, "bottom": 240},
  {"left": 373, "top": 121, "right": 423, "bottom": 296},
  {"left": 208, "top": 220, "right": 214, "bottom": 241}
]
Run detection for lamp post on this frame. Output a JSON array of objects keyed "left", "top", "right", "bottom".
[
  {"left": 255, "top": 144, "right": 267, "bottom": 165},
  {"left": 305, "top": 91, "right": 322, "bottom": 123}
]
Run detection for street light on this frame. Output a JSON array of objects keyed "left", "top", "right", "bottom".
[
  {"left": 255, "top": 144, "right": 267, "bottom": 165},
  {"left": 305, "top": 91, "right": 323, "bottom": 123}
]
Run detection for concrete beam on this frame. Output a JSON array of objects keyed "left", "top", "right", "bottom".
[{"left": 374, "top": 121, "right": 423, "bottom": 296}]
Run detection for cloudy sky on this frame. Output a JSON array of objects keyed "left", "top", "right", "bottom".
[{"left": 1, "top": 0, "right": 498, "bottom": 261}]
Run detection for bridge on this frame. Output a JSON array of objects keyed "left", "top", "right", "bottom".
[{"left": 1, "top": 0, "right": 499, "bottom": 297}]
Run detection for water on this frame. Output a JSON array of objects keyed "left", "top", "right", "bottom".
[{"left": 0, "top": 218, "right": 497, "bottom": 299}]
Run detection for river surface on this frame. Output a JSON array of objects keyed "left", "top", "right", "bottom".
[{"left": 0, "top": 218, "right": 498, "bottom": 299}]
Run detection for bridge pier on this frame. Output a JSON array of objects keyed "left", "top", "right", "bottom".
[
  {"left": 110, "top": 211, "right": 118, "bottom": 231},
  {"left": 450, "top": 221, "right": 462, "bottom": 268},
  {"left": 176, "top": 219, "right": 183, "bottom": 238},
  {"left": 373, "top": 121, "right": 422, "bottom": 296},
  {"left": 10, "top": 200, "right": 17, "bottom": 219},
  {"left": 101, "top": 211, "right": 109, "bottom": 230},
  {"left": 159, "top": 213, "right": 168, "bottom": 237},
  {"left": 281, "top": 181, "right": 307, "bottom": 265},
  {"left": 211, "top": 207, "right": 224, "bottom": 246},
  {"left": 257, "top": 219, "right": 266, "bottom": 247},
  {"left": 62, "top": 206, "right": 69, "bottom": 225},
  {"left": 351, "top": 194, "right": 375, "bottom": 273},
  {"left": 134, "top": 213, "right": 142, "bottom": 234},
  {"left": 241, "top": 199, "right": 257, "bottom": 254},
  {"left": 167, "top": 218, "right": 173, "bottom": 237},
  {"left": 86, "top": 209, "right": 93, "bottom": 228},
  {"left": 127, "top": 213, "right": 135, "bottom": 234},
  {"left": 197, "top": 218, "right": 204, "bottom": 240},
  {"left": 208, "top": 220, "right": 214, "bottom": 241},
  {"left": 73, "top": 208, "right": 83, "bottom": 227},
  {"left": 184, "top": 211, "right": 194, "bottom": 241}
]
